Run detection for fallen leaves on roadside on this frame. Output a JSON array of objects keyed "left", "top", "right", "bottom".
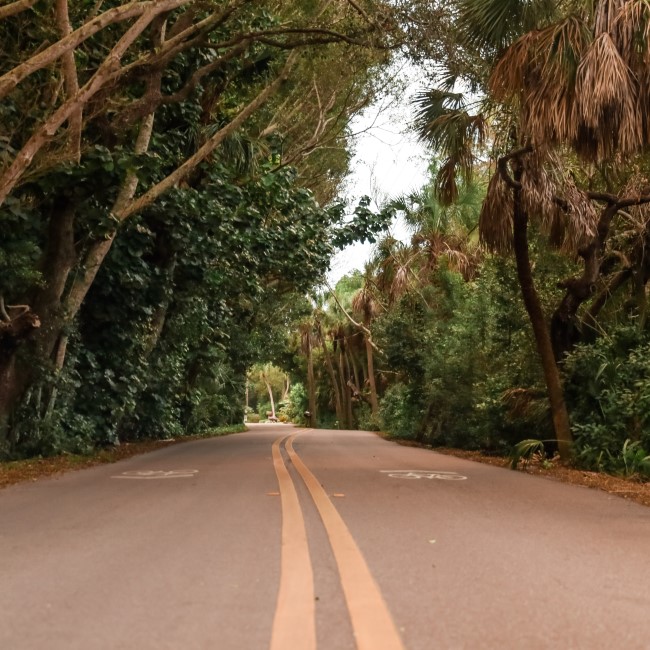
[
  {"left": 431, "top": 447, "right": 650, "bottom": 508},
  {"left": 1, "top": 428, "right": 245, "bottom": 490}
]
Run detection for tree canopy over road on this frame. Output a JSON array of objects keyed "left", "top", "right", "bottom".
[{"left": 2, "top": 0, "right": 650, "bottom": 482}]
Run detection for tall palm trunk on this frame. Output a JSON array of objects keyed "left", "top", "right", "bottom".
[
  {"left": 318, "top": 332, "right": 343, "bottom": 426},
  {"left": 343, "top": 349, "right": 354, "bottom": 427},
  {"left": 306, "top": 339, "right": 316, "bottom": 427},
  {"left": 336, "top": 344, "right": 350, "bottom": 428},
  {"left": 364, "top": 331, "right": 379, "bottom": 419},
  {"left": 511, "top": 165, "right": 573, "bottom": 460}
]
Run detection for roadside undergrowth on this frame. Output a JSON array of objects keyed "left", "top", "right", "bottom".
[
  {"left": 384, "top": 436, "right": 650, "bottom": 509},
  {"left": 0, "top": 425, "right": 246, "bottom": 490}
]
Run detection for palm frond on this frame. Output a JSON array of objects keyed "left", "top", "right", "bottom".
[
  {"left": 457, "top": 0, "right": 558, "bottom": 52},
  {"left": 479, "top": 173, "right": 514, "bottom": 253},
  {"left": 390, "top": 264, "right": 413, "bottom": 300},
  {"left": 434, "top": 157, "right": 461, "bottom": 205},
  {"left": 575, "top": 32, "right": 642, "bottom": 160},
  {"left": 414, "top": 91, "right": 487, "bottom": 205},
  {"left": 520, "top": 150, "right": 558, "bottom": 224},
  {"left": 561, "top": 180, "right": 599, "bottom": 252},
  {"left": 490, "top": 29, "right": 540, "bottom": 100},
  {"left": 594, "top": 0, "right": 627, "bottom": 36}
]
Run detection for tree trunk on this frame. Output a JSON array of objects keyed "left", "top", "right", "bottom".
[
  {"left": 0, "top": 308, "right": 41, "bottom": 439},
  {"left": 511, "top": 172, "right": 573, "bottom": 460},
  {"left": 551, "top": 199, "right": 627, "bottom": 359},
  {"left": 318, "top": 332, "right": 343, "bottom": 426},
  {"left": 0, "top": 198, "right": 77, "bottom": 433},
  {"left": 336, "top": 345, "right": 350, "bottom": 429},
  {"left": 364, "top": 332, "right": 379, "bottom": 419},
  {"left": 343, "top": 349, "right": 354, "bottom": 428},
  {"left": 350, "top": 350, "right": 361, "bottom": 395},
  {"left": 264, "top": 377, "right": 276, "bottom": 419},
  {"left": 306, "top": 339, "right": 316, "bottom": 427}
]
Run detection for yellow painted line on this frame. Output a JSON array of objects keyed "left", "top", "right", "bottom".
[
  {"left": 269, "top": 435, "right": 316, "bottom": 650},
  {"left": 286, "top": 435, "right": 406, "bottom": 650}
]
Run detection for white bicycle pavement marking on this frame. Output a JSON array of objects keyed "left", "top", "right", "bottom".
[
  {"left": 112, "top": 470, "right": 199, "bottom": 479},
  {"left": 380, "top": 470, "right": 467, "bottom": 480}
]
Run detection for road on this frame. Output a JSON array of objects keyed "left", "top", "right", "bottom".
[{"left": 1, "top": 424, "right": 649, "bottom": 649}]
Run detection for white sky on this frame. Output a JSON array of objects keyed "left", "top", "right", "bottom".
[{"left": 328, "top": 72, "right": 432, "bottom": 284}]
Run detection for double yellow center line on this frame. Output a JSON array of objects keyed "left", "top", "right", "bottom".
[{"left": 270, "top": 433, "right": 405, "bottom": 650}]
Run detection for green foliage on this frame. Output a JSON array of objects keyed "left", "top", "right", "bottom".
[
  {"left": 564, "top": 327, "right": 650, "bottom": 477},
  {"left": 0, "top": 0, "right": 406, "bottom": 460},
  {"left": 374, "top": 253, "right": 557, "bottom": 450},
  {"left": 0, "top": 196, "right": 43, "bottom": 299},
  {"left": 283, "top": 382, "right": 309, "bottom": 424},
  {"left": 379, "top": 382, "right": 421, "bottom": 439},
  {"left": 331, "top": 197, "right": 396, "bottom": 249},
  {"left": 509, "top": 439, "right": 555, "bottom": 469},
  {"left": 356, "top": 403, "right": 381, "bottom": 431}
]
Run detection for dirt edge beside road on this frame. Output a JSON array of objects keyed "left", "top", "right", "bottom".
[
  {"left": 3, "top": 428, "right": 648, "bottom": 508},
  {"left": 393, "top": 440, "right": 650, "bottom": 508},
  {"left": 0, "top": 426, "right": 246, "bottom": 490}
]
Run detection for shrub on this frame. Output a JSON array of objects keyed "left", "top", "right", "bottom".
[
  {"left": 379, "top": 383, "right": 420, "bottom": 439},
  {"left": 564, "top": 326, "right": 650, "bottom": 476}
]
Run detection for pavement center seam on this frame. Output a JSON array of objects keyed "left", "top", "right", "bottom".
[
  {"left": 286, "top": 433, "right": 406, "bottom": 650},
  {"left": 269, "top": 434, "right": 317, "bottom": 650}
]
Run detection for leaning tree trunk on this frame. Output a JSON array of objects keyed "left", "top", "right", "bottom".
[
  {"left": 511, "top": 170, "right": 573, "bottom": 460},
  {"left": 264, "top": 376, "right": 277, "bottom": 420}
]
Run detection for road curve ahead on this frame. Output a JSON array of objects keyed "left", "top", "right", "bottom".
[{"left": 1, "top": 424, "right": 649, "bottom": 649}]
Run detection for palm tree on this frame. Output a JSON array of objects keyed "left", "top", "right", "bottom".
[
  {"left": 298, "top": 321, "right": 317, "bottom": 428},
  {"left": 415, "top": 0, "right": 650, "bottom": 460},
  {"left": 484, "top": 0, "right": 650, "bottom": 457},
  {"left": 313, "top": 304, "right": 345, "bottom": 427},
  {"left": 389, "top": 168, "right": 484, "bottom": 282},
  {"left": 351, "top": 279, "right": 382, "bottom": 419}
]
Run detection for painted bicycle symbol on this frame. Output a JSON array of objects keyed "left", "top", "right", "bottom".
[
  {"left": 112, "top": 469, "right": 199, "bottom": 480},
  {"left": 380, "top": 470, "right": 467, "bottom": 480}
]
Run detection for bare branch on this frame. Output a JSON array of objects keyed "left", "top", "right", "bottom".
[
  {"left": 0, "top": 0, "right": 37, "bottom": 20},
  {"left": 497, "top": 146, "right": 533, "bottom": 189},
  {"left": 55, "top": 0, "right": 82, "bottom": 162},
  {"left": 345, "top": 0, "right": 378, "bottom": 26},
  {"left": 62, "top": 20, "right": 167, "bottom": 321},
  {"left": 324, "top": 281, "right": 381, "bottom": 353},
  {"left": 0, "top": 0, "right": 191, "bottom": 101},
  {"left": 119, "top": 40, "right": 249, "bottom": 123},
  {"left": 0, "top": 2, "right": 179, "bottom": 205},
  {"left": 0, "top": 296, "right": 10, "bottom": 323},
  {"left": 118, "top": 52, "right": 299, "bottom": 222}
]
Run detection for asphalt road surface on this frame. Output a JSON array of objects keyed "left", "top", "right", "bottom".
[{"left": 2, "top": 424, "right": 649, "bottom": 649}]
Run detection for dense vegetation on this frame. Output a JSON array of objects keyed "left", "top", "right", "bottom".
[
  {"left": 0, "top": 0, "right": 410, "bottom": 457},
  {"left": 280, "top": 0, "right": 650, "bottom": 478},
  {"left": 2, "top": 1, "right": 650, "bottom": 479}
]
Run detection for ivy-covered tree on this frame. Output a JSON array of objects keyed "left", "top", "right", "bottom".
[{"left": 0, "top": 0, "right": 415, "bottom": 455}]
